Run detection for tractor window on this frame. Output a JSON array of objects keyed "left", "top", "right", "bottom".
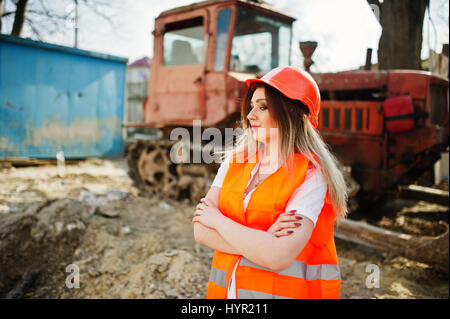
[
  {"left": 214, "top": 7, "right": 232, "bottom": 72},
  {"left": 230, "top": 8, "right": 291, "bottom": 73},
  {"left": 164, "top": 17, "right": 204, "bottom": 66}
]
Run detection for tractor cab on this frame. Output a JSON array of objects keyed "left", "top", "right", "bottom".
[{"left": 143, "top": 0, "right": 295, "bottom": 130}]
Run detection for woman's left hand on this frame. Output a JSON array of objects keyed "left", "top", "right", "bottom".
[{"left": 192, "top": 197, "right": 225, "bottom": 229}]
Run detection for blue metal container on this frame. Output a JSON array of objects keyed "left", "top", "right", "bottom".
[{"left": 0, "top": 35, "right": 127, "bottom": 159}]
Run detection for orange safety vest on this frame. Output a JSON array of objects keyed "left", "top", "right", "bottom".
[{"left": 206, "top": 151, "right": 341, "bottom": 299}]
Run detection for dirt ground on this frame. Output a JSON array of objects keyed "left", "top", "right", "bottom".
[{"left": 0, "top": 157, "right": 448, "bottom": 299}]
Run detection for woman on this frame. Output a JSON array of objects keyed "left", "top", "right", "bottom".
[{"left": 192, "top": 66, "right": 348, "bottom": 299}]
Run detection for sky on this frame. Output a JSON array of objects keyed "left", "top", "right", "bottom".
[{"left": 2, "top": 0, "right": 449, "bottom": 73}]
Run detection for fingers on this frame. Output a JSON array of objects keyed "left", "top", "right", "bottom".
[
  {"left": 277, "top": 209, "right": 302, "bottom": 220},
  {"left": 278, "top": 214, "right": 303, "bottom": 223},
  {"left": 195, "top": 201, "right": 208, "bottom": 213},
  {"left": 200, "top": 197, "right": 213, "bottom": 206},
  {"left": 274, "top": 221, "right": 303, "bottom": 237},
  {"left": 192, "top": 209, "right": 203, "bottom": 222},
  {"left": 274, "top": 229, "right": 295, "bottom": 237},
  {"left": 277, "top": 221, "right": 302, "bottom": 230},
  {"left": 273, "top": 210, "right": 303, "bottom": 237},
  {"left": 193, "top": 209, "right": 202, "bottom": 217},
  {"left": 192, "top": 204, "right": 204, "bottom": 223},
  {"left": 276, "top": 209, "right": 295, "bottom": 219}
]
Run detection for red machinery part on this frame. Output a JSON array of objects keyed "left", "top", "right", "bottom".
[{"left": 383, "top": 95, "right": 415, "bottom": 133}]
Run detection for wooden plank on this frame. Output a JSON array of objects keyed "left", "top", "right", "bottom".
[
  {"left": 0, "top": 158, "right": 79, "bottom": 167},
  {"left": 399, "top": 184, "right": 449, "bottom": 206},
  {"left": 335, "top": 218, "right": 449, "bottom": 273}
]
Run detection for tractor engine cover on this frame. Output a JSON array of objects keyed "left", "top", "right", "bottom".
[{"left": 383, "top": 95, "right": 415, "bottom": 133}]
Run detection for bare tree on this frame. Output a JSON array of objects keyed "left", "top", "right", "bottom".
[
  {"left": 368, "top": 0, "right": 429, "bottom": 70},
  {"left": 1, "top": 0, "right": 114, "bottom": 42}
]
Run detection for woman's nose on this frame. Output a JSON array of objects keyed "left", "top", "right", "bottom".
[{"left": 247, "top": 108, "right": 257, "bottom": 121}]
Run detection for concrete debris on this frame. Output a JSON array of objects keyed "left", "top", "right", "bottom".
[
  {"left": 119, "top": 225, "right": 131, "bottom": 237},
  {"left": 106, "top": 190, "right": 130, "bottom": 201},
  {"left": 159, "top": 201, "right": 174, "bottom": 211},
  {"left": 0, "top": 204, "right": 9, "bottom": 214}
]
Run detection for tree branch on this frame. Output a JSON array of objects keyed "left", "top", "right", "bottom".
[
  {"left": 80, "top": 0, "right": 113, "bottom": 24},
  {"left": 6, "top": 0, "right": 116, "bottom": 43},
  {"left": 25, "top": 10, "right": 71, "bottom": 20},
  {"left": 2, "top": 11, "right": 16, "bottom": 17},
  {"left": 25, "top": 17, "right": 42, "bottom": 40}
]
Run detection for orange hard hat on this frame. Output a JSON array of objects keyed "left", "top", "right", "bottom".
[{"left": 245, "top": 66, "right": 321, "bottom": 128}]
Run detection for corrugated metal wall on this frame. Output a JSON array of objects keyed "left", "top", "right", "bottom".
[{"left": 0, "top": 35, "right": 127, "bottom": 159}]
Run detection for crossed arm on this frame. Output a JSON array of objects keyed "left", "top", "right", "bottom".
[{"left": 193, "top": 186, "right": 314, "bottom": 271}]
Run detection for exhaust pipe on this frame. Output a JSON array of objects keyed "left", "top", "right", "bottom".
[{"left": 299, "top": 41, "right": 318, "bottom": 72}]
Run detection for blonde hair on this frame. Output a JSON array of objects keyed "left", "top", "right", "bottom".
[{"left": 218, "top": 83, "right": 349, "bottom": 222}]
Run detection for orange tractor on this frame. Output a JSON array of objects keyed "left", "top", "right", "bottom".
[{"left": 125, "top": 0, "right": 449, "bottom": 211}]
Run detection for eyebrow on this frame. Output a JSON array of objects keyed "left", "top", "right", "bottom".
[{"left": 250, "top": 98, "right": 266, "bottom": 105}]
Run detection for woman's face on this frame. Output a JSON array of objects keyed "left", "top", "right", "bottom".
[{"left": 246, "top": 86, "right": 278, "bottom": 144}]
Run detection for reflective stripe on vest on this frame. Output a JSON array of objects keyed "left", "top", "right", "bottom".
[
  {"left": 209, "top": 267, "right": 227, "bottom": 288},
  {"left": 240, "top": 257, "right": 341, "bottom": 281},
  {"left": 238, "top": 289, "right": 292, "bottom": 299},
  {"left": 208, "top": 258, "right": 341, "bottom": 298}
]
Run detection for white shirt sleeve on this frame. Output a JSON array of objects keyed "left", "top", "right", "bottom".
[
  {"left": 285, "top": 164, "right": 327, "bottom": 227},
  {"left": 211, "top": 154, "right": 232, "bottom": 188}
]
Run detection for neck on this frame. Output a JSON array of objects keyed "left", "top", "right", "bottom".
[{"left": 259, "top": 142, "right": 281, "bottom": 171}]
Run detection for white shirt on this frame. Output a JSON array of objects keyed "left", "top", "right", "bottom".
[{"left": 211, "top": 153, "right": 328, "bottom": 299}]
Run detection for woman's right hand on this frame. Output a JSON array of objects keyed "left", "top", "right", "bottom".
[{"left": 267, "top": 210, "right": 303, "bottom": 237}]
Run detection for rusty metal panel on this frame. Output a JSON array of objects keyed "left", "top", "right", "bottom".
[
  {"left": 322, "top": 132, "right": 384, "bottom": 169},
  {"left": 387, "top": 71, "right": 429, "bottom": 100},
  {"left": 0, "top": 35, "right": 127, "bottom": 159},
  {"left": 319, "top": 101, "right": 384, "bottom": 135},
  {"left": 387, "top": 127, "right": 440, "bottom": 169},
  {"left": 313, "top": 71, "right": 389, "bottom": 91},
  {"left": 146, "top": 10, "right": 207, "bottom": 126}
]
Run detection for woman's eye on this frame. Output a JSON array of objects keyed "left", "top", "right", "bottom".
[{"left": 250, "top": 103, "right": 267, "bottom": 111}]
